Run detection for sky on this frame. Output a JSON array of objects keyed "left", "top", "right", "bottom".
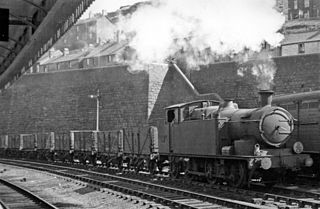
[{"left": 81, "top": 0, "right": 144, "bottom": 19}]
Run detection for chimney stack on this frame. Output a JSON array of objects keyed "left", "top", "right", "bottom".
[
  {"left": 63, "top": 48, "right": 69, "bottom": 56},
  {"left": 258, "top": 90, "right": 274, "bottom": 106},
  {"left": 48, "top": 48, "right": 54, "bottom": 58}
]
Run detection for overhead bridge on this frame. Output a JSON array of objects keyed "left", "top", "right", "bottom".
[{"left": 0, "top": 0, "right": 95, "bottom": 90}]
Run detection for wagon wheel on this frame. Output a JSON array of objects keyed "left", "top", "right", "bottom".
[
  {"left": 171, "top": 162, "right": 180, "bottom": 179},
  {"left": 227, "top": 163, "right": 247, "bottom": 188},
  {"left": 134, "top": 158, "right": 144, "bottom": 173},
  {"left": 206, "top": 163, "right": 219, "bottom": 185}
]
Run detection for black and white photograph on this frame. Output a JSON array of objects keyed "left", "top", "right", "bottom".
[{"left": 0, "top": 0, "right": 319, "bottom": 208}]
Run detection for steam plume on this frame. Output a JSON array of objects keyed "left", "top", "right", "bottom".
[{"left": 117, "top": 0, "right": 284, "bottom": 65}]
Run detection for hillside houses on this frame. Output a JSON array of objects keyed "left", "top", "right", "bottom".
[{"left": 29, "top": 41, "right": 133, "bottom": 73}]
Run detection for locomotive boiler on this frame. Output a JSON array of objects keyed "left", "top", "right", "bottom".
[
  {"left": 220, "top": 90, "right": 295, "bottom": 153},
  {"left": 164, "top": 87, "right": 313, "bottom": 187}
]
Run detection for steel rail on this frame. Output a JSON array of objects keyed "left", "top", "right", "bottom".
[
  {"left": 0, "top": 159, "right": 269, "bottom": 209},
  {"left": 0, "top": 199, "right": 9, "bottom": 209},
  {"left": 0, "top": 178, "right": 59, "bottom": 209},
  {"left": 4, "top": 158, "right": 320, "bottom": 208}
]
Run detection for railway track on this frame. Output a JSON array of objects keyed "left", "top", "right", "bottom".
[
  {"left": 101, "top": 166, "right": 320, "bottom": 209},
  {"left": 2, "top": 159, "right": 320, "bottom": 209},
  {"left": 0, "top": 159, "right": 269, "bottom": 209},
  {"left": 0, "top": 177, "right": 58, "bottom": 209}
]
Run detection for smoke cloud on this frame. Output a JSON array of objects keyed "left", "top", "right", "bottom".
[
  {"left": 237, "top": 51, "right": 277, "bottom": 90},
  {"left": 117, "top": 0, "right": 284, "bottom": 63},
  {"left": 115, "top": 0, "right": 285, "bottom": 89}
]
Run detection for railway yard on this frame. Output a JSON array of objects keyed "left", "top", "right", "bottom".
[
  {"left": 2, "top": 0, "right": 320, "bottom": 208},
  {"left": 1, "top": 159, "right": 320, "bottom": 209},
  {"left": 0, "top": 162, "right": 160, "bottom": 209}
]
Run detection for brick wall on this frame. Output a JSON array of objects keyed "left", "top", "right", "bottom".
[
  {"left": 190, "top": 61, "right": 260, "bottom": 107},
  {"left": 0, "top": 62, "right": 220, "bottom": 139},
  {"left": 274, "top": 53, "right": 320, "bottom": 94},
  {"left": 0, "top": 65, "right": 150, "bottom": 135},
  {"left": 190, "top": 53, "right": 320, "bottom": 108}
]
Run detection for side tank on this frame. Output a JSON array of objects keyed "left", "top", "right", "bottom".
[{"left": 218, "top": 90, "right": 294, "bottom": 147}]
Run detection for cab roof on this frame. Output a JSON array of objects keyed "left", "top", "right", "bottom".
[{"left": 165, "top": 100, "right": 221, "bottom": 110}]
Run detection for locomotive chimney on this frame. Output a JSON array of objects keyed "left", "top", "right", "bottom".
[
  {"left": 223, "top": 99, "right": 236, "bottom": 109},
  {"left": 258, "top": 90, "right": 274, "bottom": 106}
]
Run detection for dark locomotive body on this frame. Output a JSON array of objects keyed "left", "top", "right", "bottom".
[
  {"left": 163, "top": 90, "right": 312, "bottom": 186},
  {"left": 273, "top": 90, "right": 320, "bottom": 176}
]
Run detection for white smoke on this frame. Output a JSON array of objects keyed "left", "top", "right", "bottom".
[
  {"left": 117, "top": 0, "right": 285, "bottom": 65},
  {"left": 237, "top": 51, "right": 277, "bottom": 90}
]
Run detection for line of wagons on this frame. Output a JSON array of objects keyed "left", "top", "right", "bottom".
[{"left": 0, "top": 127, "right": 159, "bottom": 171}]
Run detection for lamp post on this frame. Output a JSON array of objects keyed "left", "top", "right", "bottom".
[{"left": 89, "top": 89, "right": 101, "bottom": 131}]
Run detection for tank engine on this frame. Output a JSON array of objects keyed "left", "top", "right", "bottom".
[{"left": 164, "top": 87, "right": 313, "bottom": 187}]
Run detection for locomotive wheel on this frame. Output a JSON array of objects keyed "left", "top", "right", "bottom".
[
  {"left": 227, "top": 163, "right": 247, "bottom": 187},
  {"left": 206, "top": 163, "right": 219, "bottom": 185}
]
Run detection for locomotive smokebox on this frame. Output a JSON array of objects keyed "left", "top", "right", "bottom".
[{"left": 259, "top": 90, "right": 274, "bottom": 106}]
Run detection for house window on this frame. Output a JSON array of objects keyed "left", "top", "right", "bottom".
[
  {"left": 304, "top": 0, "right": 309, "bottom": 8},
  {"left": 76, "top": 26, "right": 79, "bottom": 32},
  {"left": 298, "top": 43, "right": 305, "bottom": 53},
  {"left": 89, "top": 32, "right": 93, "bottom": 39}
]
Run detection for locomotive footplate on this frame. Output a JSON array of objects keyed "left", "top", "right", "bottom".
[{"left": 248, "top": 153, "right": 312, "bottom": 171}]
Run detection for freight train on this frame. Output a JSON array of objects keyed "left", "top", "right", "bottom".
[
  {"left": 0, "top": 90, "right": 313, "bottom": 188},
  {"left": 273, "top": 90, "right": 320, "bottom": 177},
  {"left": 0, "top": 128, "right": 159, "bottom": 172}
]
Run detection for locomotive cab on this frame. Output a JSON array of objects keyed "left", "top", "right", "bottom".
[{"left": 166, "top": 100, "right": 221, "bottom": 123}]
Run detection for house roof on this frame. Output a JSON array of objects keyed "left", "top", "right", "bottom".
[
  {"left": 281, "top": 30, "right": 320, "bottom": 45},
  {"left": 283, "top": 19, "right": 320, "bottom": 30},
  {"left": 83, "top": 43, "right": 115, "bottom": 58},
  {"left": 47, "top": 49, "right": 89, "bottom": 64},
  {"left": 84, "top": 41, "right": 128, "bottom": 58},
  {"left": 38, "top": 50, "right": 63, "bottom": 65},
  {"left": 99, "top": 41, "right": 128, "bottom": 57}
]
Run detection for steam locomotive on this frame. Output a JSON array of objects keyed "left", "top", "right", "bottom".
[{"left": 161, "top": 88, "right": 313, "bottom": 187}]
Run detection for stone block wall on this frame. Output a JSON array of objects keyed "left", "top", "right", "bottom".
[
  {"left": 273, "top": 53, "right": 320, "bottom": 95},
  {"left": 190, "top": 53, "right": 320, "bottom": 108},
  {"left": 190, "top": 61, "right": 260, "bottom": 107},
  {"left": 0, "top": 65, "right": 150, "bottom": 134}
]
